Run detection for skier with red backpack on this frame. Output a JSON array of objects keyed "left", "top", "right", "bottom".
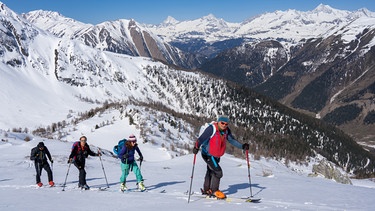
[
  {"left": 68, "top": 136, "right": 101, "bottom": 190},
  {"left": 193, "top": 116, "right": 249, "bottom": 199}
]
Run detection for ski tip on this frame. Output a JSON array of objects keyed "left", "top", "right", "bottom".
[{"left": 246, "top": 198, "right": 261, "bottom": 203}]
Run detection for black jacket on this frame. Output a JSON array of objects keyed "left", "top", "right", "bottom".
[
  {"left": 30, "top": 146, "right": 52, "bottom": 164},
  {"left": 69, "top": 142, "right": 97, "bottom": 164}
]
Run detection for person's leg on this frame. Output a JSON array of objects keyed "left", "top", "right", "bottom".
[
  {"left": 43, "top": 163, "right": 53, "bottom": 182},
  {"left": 120, "top": 163, "right": 130, "bottom": 183},
  {"left": 35, "top": 162, "right": 42, "bottom": 184},
  {"left": 74, "top": 162, "right": 86, "bottom": 187},
  {"left": 132, "top": 163, "right": 145, "bottom": 190},
  {"left": 80, "top": 168, "right": 87, "bottom": 185},
  {"left": 132, "top": 163, "right": 143, "bottom": 183},
  {"left": 203, "top": 165, "right": 212, "bottom": 192},
  {"left": 120, "top": 163, "right": 130, "bottom": 190},
  {"left": 203, "top": 155, "right": 222, "bottom": 192}
]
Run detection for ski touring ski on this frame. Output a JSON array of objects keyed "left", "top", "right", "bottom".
[
  {"left": 121, "top": 188, "right": 147, "bottom": 193},
  {"left": 186, "top": 190, "right": 261, "bottom": 203},
  {"left": 229, "top": 197, "right": 261, "bottom": 203}
]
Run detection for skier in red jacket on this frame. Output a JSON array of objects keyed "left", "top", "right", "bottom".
[{"left": 193, "top": 116, "right": 249, "bottom": 199}]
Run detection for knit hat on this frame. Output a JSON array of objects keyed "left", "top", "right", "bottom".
[
  {"left": 37, "top": 142, "right": 45, "bottom": 148},
  {"left": 217, "top": 115, "right": 229, "bottom": 123},
  {"left": 128, "top": 134, "right": 137, "bottom": 142}
]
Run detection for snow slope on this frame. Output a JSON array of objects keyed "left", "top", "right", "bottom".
[{"left": 1, "top": 129, "right": 375, "bottom": 211}]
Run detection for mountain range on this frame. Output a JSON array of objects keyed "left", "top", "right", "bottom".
[
  {"left": 20, "top": 4, "right": 375, "bottom": 147},
  {"left": 1, "top": 1, "right": 374, "bottom": 178}
]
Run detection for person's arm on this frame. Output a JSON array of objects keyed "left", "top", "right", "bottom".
[
  {"left": 227, "top": 128, "right": 243, "bottom": 149},
  {"left": 135, "top": 145, "right": 143, "bottom": 161},
  {"left": 196, "top": 125, "right": 215, "bottom": 147},
  {"left": 30, "top": 147, "right": 37, "bottom": 160},
  {"left": 69, "top": 144, "right": 77, "bottom": 160},
  {"left": 45, "top": 147, "right": 53, "bottom": 162},
  {"left": 87, "top": 145, "right": 98, "bottom": 156}
]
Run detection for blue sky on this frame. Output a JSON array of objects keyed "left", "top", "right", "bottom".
[{"left": 1, "top": 0, "right": 374, "bottom": 24}]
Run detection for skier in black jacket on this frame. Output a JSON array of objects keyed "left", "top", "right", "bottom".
[
  {"left": 68, "top": 136, "right": 101, "bottom": 190},
  {"left": 30, "top": 142, "right": 54, "bottom": 187}
]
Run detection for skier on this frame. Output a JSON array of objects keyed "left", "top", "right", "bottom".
[
  {"left": 30, "top": 142, "right": 54, "bottom": 187},
  {"left": 68, "top": 136, "right": 101, "bottom": 190},
  {"left": 118, "top": 134, "right": 145, "bottom": 191},
  {"left": 193, "top": 115, "right": 249, "bottom": 199}
]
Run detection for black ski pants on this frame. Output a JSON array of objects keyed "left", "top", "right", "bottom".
[
  {"left": 35, "top": 162, "right": 53, "bottom": 183},
  {"left": 202, "top": 154, "right": 223, "bottom": 192},
  {"left": 74, "top": 161, "right": 87, "bottom": 186}
]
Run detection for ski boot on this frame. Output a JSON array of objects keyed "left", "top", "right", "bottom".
[
  {"left": 37, "top": 182, "right": 43, "bottom": 187},
  {"left": 120, "top": 183, "right": 127, "bottom": 192},
  {"left": 49, "top": 181, "right": 55, "bottom": 187},
  {"left": 213, "top": 190, "right": 226, "bottom": 199},
  {"left": 81, "top": 184, "right": 90, "bottom": 190},
  {"left": 138, "top": 181, "right": 146, "bottom": 191}
]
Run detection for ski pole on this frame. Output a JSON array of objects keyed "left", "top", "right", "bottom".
[
  {"left": 188, "top": 143, "right": 198, "bottom": 203},
  {"left": 98, "top": 150, "right": 109, "bottom": 188},
  {"left": 62, "top": 161, "right": 72, "bottom": 191},
  {"left": 245, "top": 149, "right": 253, "bottom": 197}
]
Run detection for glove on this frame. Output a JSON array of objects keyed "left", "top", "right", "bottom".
[
  {"left": 50, "top": 160, "right": 54, "bottom": 163},
  {"left": 67, "top": 158, "right": 72, "bottom": 164},
  {"left": 242, "top": 143, "right": 249, "bottom": 150},
  {"left": 192, "top": 146, "right": 199, "bottom": 154},
  {"left": 123, "top": 154, "right": 129, "bottom": 159},
  {"left": 139, "top": 156, "right": 143, "bottom": 162}
]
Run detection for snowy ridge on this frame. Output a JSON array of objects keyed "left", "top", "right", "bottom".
[
  {"left": 148, "top": 4, "right": 375, "bottom": 43},
  {"left": 22, "top": 9, "right": 198, "bottom": 68},
  {"left": 22, "top": 10, "right": 93, "bottom": 38}
]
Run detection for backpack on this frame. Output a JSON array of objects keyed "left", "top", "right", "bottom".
[
  {"left": 198, "top": 121, "right": 216, "bottom": 139},
  {"left": 113, "top": 139, "right": 126, "bottom": 156}
]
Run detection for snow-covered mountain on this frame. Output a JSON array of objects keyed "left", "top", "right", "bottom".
[
  {"left": 236, "top": 4, "right": 374, "bottom": 42},
  {"left": 23, "top": 4, "right": 375, "bottom": 66},
  {"left": 148, "top": 4, "right": 375, "bottom": 43},
  {"left": 199, "top": 14, "right": 375, "bottom": 146},
  {"left": 147, "top": 14, "right": 240, "bottom": 43},
  {"left": 23, "top": 10, "right": 202, "bottom": 69}
]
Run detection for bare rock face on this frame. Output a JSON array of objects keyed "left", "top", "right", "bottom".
[{"left": 309, "top": 159, "right": 352, "bottom": 185}]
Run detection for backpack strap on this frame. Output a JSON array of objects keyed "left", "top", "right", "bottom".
[{"left": 211, "top": 122, "right": 218, "bottom": 138}]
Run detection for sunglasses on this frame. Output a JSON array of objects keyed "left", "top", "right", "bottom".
[{"left": 220, "top": 121, "right": 228, "bottom": 126}]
